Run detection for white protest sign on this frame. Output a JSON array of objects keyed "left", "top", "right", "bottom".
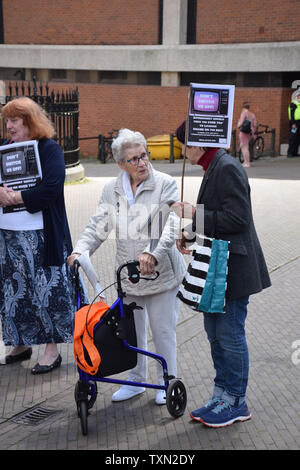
[{"left": 187, "top": 83, "right": 235, "bottom": 149}]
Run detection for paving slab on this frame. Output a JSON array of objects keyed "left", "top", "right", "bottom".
[{"left": 0, "top": 156, "right": 299, "bottom": 451}]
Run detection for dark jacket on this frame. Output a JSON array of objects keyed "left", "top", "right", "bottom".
[
  {"left": 21, "top": 138, "right": 73, "bottom": 266},
  {"left": 192, "top": 149, "right": 271, "bottom": 300}
]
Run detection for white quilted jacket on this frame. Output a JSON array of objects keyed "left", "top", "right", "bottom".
[{"left": 73, "top": 167, "right": 187, "bottom": 296}]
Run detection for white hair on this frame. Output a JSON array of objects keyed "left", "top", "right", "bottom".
[{"left": 111, "top": 128, "right": 147, "bottom": 162}]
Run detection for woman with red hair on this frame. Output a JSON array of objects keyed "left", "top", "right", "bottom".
[{"left": 0, "top": 97, "right": 87, "bottom": 374}]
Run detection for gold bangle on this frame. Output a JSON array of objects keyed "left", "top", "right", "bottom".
[{"left": 12, "top": 192, "right": 17, "bottom": 204}]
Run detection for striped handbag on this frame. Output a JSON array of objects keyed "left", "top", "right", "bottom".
[{"left": 177, "top": 236, "right": 229, "bottom": 314}]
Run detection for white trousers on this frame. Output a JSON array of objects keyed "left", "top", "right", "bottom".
[{"left": 125, "top": 286, "right": 179, "bottom": 384}]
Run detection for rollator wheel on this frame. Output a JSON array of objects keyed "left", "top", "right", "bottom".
[
  {"left": 78, "top": 400, "right": 88, "bottom": 436},
  {"left": 166, "top": 379, "right": 187, "bottom": 418},
  {"left": 253, "top": 136, "right": 264, "bottom": 160},
  {"left": 74, "top": 380, "right": 97, "bottom": 412}
]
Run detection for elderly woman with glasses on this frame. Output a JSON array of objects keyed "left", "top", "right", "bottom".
[{"left": 68, "top": 128, "right": 186, "bottom": 405}]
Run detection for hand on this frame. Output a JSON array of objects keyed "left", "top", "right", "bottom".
[
  {"left": 176, "top": 231, "right": 192, "bottom": 255},
  {"left": 0, "top": 185, "right": 15, "bottom": 207},
  {"left": 67, "top": 253, "right": 81, "bottom": 268},
  {"left": 138, "top": 253, "right": 156, "bottom": 275},
  {"left": 171, "top": 202, "right": 195, "bottom": 219}
]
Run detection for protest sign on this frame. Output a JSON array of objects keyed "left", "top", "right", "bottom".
[
  {"left": 0, "top": 140, "right": 42, "bottom": 214},
  {"left": 187, "top": 83, "right": 235, "bottom": 148}
]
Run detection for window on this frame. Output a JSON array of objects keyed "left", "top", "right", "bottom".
[
  {"left": 98, "top": 71, "right": 128, "bottom": 84},
  {"left": 49, "top": 69, "right": 67, "bottom": 81},
  {"left": 181, "top": 72, "right": 300, "bottom": 88},
  {"left": 187, "top": 0, "right": 197, "bottom": 44},
  {"left": 75, "top": 70, "right": 92, "bottom": 83},
  {"left": 98, "top": 71, "right": 160, "bottom": 85},
  {"left": 0, "top": 68, "right": 25, "bottom": 80}
]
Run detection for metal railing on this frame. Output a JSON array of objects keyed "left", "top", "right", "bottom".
[{"left": 0, "top": 78, "right": 80, "bottom": 168}]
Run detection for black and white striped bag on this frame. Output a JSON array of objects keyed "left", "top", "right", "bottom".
[{"left": 177, "top": 236, "right": 229, "bottom": 313}]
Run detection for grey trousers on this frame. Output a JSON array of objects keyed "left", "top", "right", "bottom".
[{"left": 125, "top": 286, "right": 179, "bottom": 384}]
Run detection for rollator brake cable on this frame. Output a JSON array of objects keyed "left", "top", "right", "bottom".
[{"left": 84, "top": 278, "right": 126, "bottom": 340}]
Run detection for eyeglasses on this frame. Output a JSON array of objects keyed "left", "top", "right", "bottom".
[{"left": 125, "top": 151, "right": 150, "bottom": 166}]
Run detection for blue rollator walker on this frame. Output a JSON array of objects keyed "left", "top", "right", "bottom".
[{"left": 73, "top": 259, "right": 187, "bottom": 436}]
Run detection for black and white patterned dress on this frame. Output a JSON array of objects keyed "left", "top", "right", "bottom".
[{"left": 0, "top": 229, "right": 88, "bottom": 346}]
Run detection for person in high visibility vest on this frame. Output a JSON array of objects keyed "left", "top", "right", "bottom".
[{"left": 287, "top": 90, "right": 300, "bottom": 158}]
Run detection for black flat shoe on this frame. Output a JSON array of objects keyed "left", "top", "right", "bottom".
[
  {"left": 31, "top": 354, "right": 62, "bottom": 375},
  {"left": 0, "top": 347, "right": 32, "bottom": 365}
]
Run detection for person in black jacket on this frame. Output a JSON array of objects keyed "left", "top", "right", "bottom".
[
  {"left": 0, "top": 97, "right": 87, "bottom": 374},
  {"left": 173, "top": 120, "right": 271, "bottom": 428}
]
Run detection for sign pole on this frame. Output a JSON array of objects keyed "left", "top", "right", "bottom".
[{"left": 181, "top": 85, "right": 191, "bottom": 202}]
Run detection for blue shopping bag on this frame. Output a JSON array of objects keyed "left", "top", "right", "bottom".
[
  {"left": 177, "top": 236, "right": 229, "bottom": 313},
  {"left": 197, "top": 239, "right": 229, "bottom": 314}
]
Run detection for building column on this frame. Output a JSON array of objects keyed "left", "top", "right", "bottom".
[
  {"left": 38, "top": 69, "right": 50, "bottom": 81},
  {"left": 161, "top": 0, "right": 187, "bottom": 87},
  {"left": 162, "top": 0, "right": 188, "bottom": 45},
  {"left": 161, "top": 72, "right": 180, "bottom": 87},
  {"left": 0, "top": 80, "right": 5, "bottom": 104}
]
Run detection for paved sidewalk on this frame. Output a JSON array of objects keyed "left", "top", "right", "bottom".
[{"left": 0, "top": 156, "right": 299, "bottom": 451}]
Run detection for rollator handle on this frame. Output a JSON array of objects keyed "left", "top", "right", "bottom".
[
  {"left": 73, "top": 259, "right": 80, "bottom": 289},
  {"left": 116, "top": 260, "right": 160, "bottom": 295}
]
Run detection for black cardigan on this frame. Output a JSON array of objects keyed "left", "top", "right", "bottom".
[
  {"left": 21, "top": 138, "right": 73, "bottom": 266},
  {"left": 193, "top": 149, "right": 271, "bottom": 300}
]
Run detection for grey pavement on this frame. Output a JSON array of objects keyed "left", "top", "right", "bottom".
[{"left": 0, "top": 155, "right": 299, "bottom": 452}]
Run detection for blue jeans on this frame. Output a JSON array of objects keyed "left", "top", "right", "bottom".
[{"left": 203, "top": 296, "right": 249, "bottom": 407}]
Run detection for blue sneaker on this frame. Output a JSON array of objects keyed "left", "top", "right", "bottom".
[
  {"left": 190, "top": 398, "right": 221, "bottom": 422},
  {"left": 198, "top": 400, "right": 251, "bottom": 428}
]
